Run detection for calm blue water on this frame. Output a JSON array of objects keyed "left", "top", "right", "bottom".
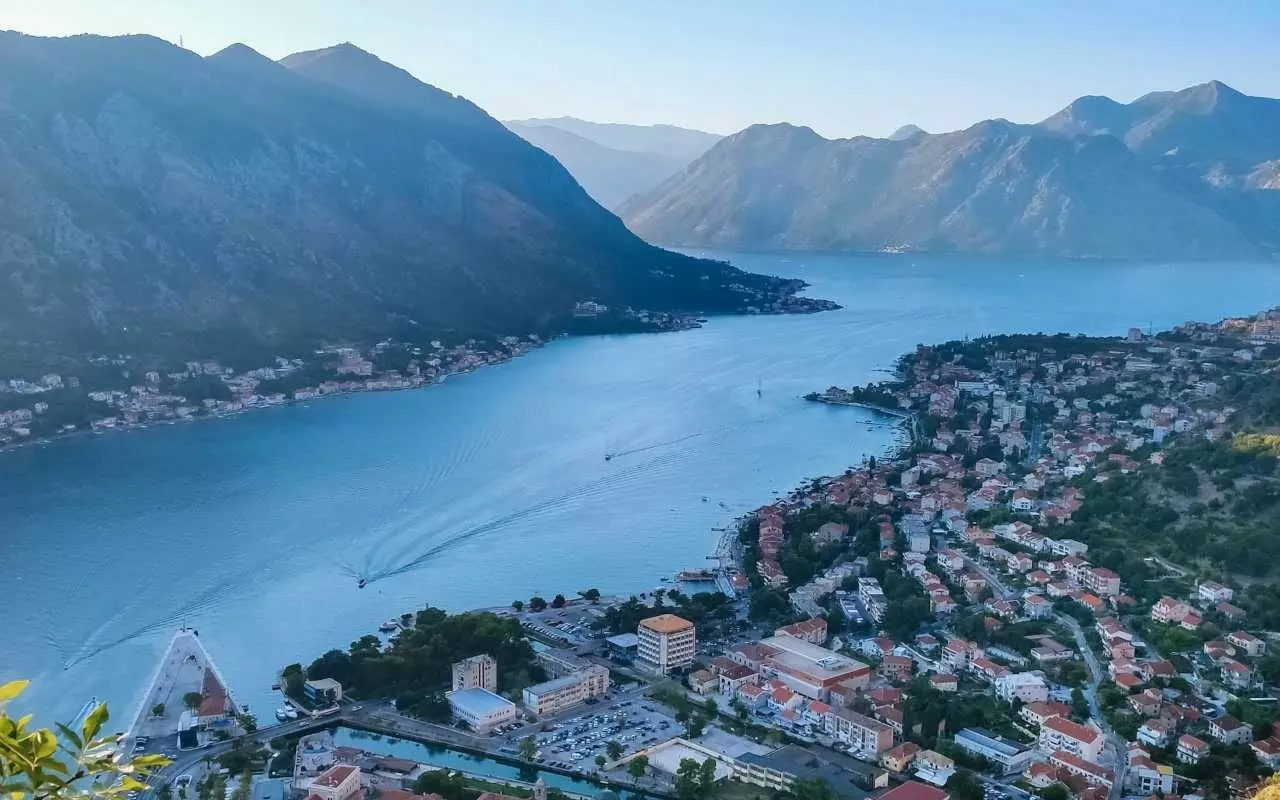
[{"left": 4, "top": 253, "right": 1279, "bottom": 727}]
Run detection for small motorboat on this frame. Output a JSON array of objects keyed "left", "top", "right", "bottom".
[
  {"left": 357, "top": 578, "right": 368, "bottom": 589},
  {"left": 604, "top": 453, "right": 614, "bottom": 462},
  {"left": 378, "top": 620, "right": 398, "bottom": 632},
  {"left": 275, "top": 708, "right": 288, "bottom": 722}
]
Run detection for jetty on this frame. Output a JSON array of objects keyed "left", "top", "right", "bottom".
[{"left": 125, "top": 627, "right": 243, "bottom": 750}]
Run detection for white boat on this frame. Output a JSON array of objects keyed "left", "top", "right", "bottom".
[
  {"left": 378, "top": 620, "right": 398, "bottom": 632},
  {"left": 285, "top": 708, "right": 299, "bottom": 720},
  {"left": 275, "top": 708, "right": 288, "bottom": 722}
]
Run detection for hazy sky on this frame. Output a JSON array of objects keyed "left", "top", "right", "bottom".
[{"left": 6, "top": 0, "right": 1280, "bottom": 138}]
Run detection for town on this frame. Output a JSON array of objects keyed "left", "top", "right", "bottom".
[{"left": 115, "top": 308, "right": 1280, "bottom": 800}]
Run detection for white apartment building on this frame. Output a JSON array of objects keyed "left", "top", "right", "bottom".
[{"left": 637, "top": 614, "right": 696, "bottom": 674}]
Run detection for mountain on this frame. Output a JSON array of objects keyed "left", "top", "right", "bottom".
[
  {"left": 505, "top": 117, "right": 720, "bottom": 209},
  {"left": 888, "top": 124, "right": 926, "bottom": 141},
  {"left": 1039, "top": 80, "right": 1280, "bottom": 188},
  {"left": 620, "top": 120, "right": 1263, "bottom": 259},
  {"left": 0, "top": 33, "right": 807, "bottom": 372},
  {"left": 622, "top": 81, "right": 1280, "bottom": 259}
]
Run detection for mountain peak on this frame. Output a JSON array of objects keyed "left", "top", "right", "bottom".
[
  {"left": 888, "top": 124, "right": 926, "bottom": 141},
  {"left": 207, "top": 42, "right": 279, "bottom": 71}
]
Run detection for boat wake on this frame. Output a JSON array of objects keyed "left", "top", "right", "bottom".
[{"left": 57, "top": 580, "right": 237, "bottom": 670}]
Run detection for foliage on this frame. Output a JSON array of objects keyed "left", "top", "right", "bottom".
[
  {"left": 182, "top": 692, "right": 203, "bottom": 710},
  {"left": 303, "top": 607, "right": 545, "bottom": 716},
  {"left": 529, "top": 597, "right": 548, "bottom": 612},
  {"left": 0, "top": 680, "right": 169, "bottom": 800},
  {"left": 901, "top": 677, "right": 1023, "bottom": 747},
  {"left": 627, "top": 754, "right": 649, "bottom": 779},
  {"left": 789, "top": 779, "right": 839, "bottom": 800},
  {"left": 599, "top": 592, "right": 736, "bottom": 638},
  {"left": 518, "top": 736, "right": 537, "bottom": 762},
  {"left": 945, "top": 770, "right": 984, "bottom": 800},
  {"left": 580, "top": 589, "right": 601, "bottom": 603}
]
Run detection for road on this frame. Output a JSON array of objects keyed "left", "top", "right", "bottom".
[
  {"left": 1055, "top": 614, "right": 1128, "bottom": 800},
  {"left": 962, "top": 553, "right": 1017, "bottom": 601}
]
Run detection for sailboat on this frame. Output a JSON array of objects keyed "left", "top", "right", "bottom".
[{"left": 756, "top": 378, "right": 762, "bottom": 398}]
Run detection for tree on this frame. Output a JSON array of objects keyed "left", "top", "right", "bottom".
[
  {"left": 1070, "top": 688, "right": 1090, "bottom": 721},
  {"left": 675, "top": 758, "right": 704, "bottom": 800},
  {"left": 1040, "top": 784, "right": 1070, "bottom": 800},
  {"left": 551, "top": 594, "right": 567, "bottom": 609},
  {"left": 151, "top": 703, "right": 165, "bottom": 717},
  {"left": 236, "top": 712, "right": 257, "bottom": 733},
  {"left": 157, "top": 785, "right": 174, "bottom": 800},
  {"left": 580, "top": 588, "right": 601, "bottom": 603},
  {"left": 183, "top": 691, "right": 203, "bottom": 710},
  {"left": 685, "top": 714, "right": 706, "bottom": 739},
  {"left": 518, "top": 735, "right": 537, "bottom": 762},
  {"left": 791, "top": 778, "right": 838, "bottom": 800},
  {"left": 529, "top": 596, "right": 548, "bottom": 612},
  {"left": 511, "top": 600, "right": 524, "bottom": 612},
  {"left": 606, "top": 741, "right": 624, "bottom": 761},
  {"left": 595, "top": 755, "right": 607, "bottom": 769},
  {"left": 699, "top": 758, "right": 718, "bottom": 795},
  {"left": 946, "top": 770, "right": 984, "bottom": 800},
  {"left": 627, "top": 754, "right": 649, "bottom": 780},
  {"left": 0, "top": 680, "right": 169, "bottom": 800}
]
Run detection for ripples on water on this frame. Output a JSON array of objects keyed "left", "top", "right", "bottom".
[{"left": 5, "top": 253, "right": 1280, "bottom": 723}]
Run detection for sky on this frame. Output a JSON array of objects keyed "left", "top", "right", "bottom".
[{"left": 6, "top": 0, "right": 1280, "bottom": 139}]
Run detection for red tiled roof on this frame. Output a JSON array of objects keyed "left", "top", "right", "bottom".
[
  {"left": 877, "top": 780, "right": 949, "bottom": 800},
  {"left": 314, "top": 765, "right": 357, "bottom": 788}
]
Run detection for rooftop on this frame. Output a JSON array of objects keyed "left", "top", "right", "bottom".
[
  {"left": 314, "top": 765, "right": 357, "bottom": 788},
  {"left": 524, "top": 674, "right": 584, "bottom": 697},
  {"left": 955, "top": 728, "right": 1030, "bottom": 757},
  {"left": 446, "top": 687, "right": 516, "bottom": 716},
  {"left": 639, "top": 614, "right": 694, "bottom": 634},
  {"left": 876, "top": 780, "right": 949, "bottom": 800},
  {"left": 760, "top": 635, "right": 869, "bottom": 680}
]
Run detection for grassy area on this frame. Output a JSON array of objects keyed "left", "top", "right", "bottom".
[{"left": 710, "top": 780, "right": 775, "bottom": 800}]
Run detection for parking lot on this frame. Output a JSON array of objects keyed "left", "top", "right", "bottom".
[{"left": 518, "top": 699, "right": 680, "bottom": 771}]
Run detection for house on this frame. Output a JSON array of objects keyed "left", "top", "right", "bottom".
[
  {"left": 776, "top": 618, "right": 829, "bottom": 646},
  {"left": 995, "top": 673, "right": 1048, "bottom": 704},
  {"left": 1083, "top": 567, "right": 1121, "bottom": 597},
  {"left": 1007, "top": 554, "right": 1033, "bottom": 573},
  {"left": 1137, "top": 719, "right": 1174, "bottom": 748},
  {"left": 913, "top": 750, "right": 956, "bottom": 787},
  {"left": 881, "top": 742, "right": 922, "bottom": 773},
  {"left": 1198, "top": 581, "right": 1234, "bottom": 603},
  {"left": 1221, "top": 659, "right": 1254, "bottom": 690},
  {"left": 1039, "top": 716, "right": 1104, "bottom": 762},
  {"left": 875, "top": 781, "right": 948, "bottom": 800},
  {"left": 1177, "top": 734, "right": 1210, "bottom": 764},
  {"left": 1227, "top": 630, "right": 1266, "bottom": 657},
  {"left": 1021, "top": 701, "right": 1071, "bottom": 730},
  {"left": 1251, "top": 738, "right": 1280, "bottom": 770},
  {"left": 940, "top": 639, "right": 972, "bottom": 672},
  {"left": 929, "top": 674, "right": 958, "bottom": 693},
  {"left": 827, "top": 708, "right": 894, "bottom": 757},
  {"left": 1126, "top": 754, "right": 1175, "bottom": 795},
  {"left": 1049, "top": 750, "right": 1115, "bottom": 788},
  {"left": 1128, "top": 689, "right": 1162, "bottom": 718},
  {"left": 1024, "top": 595, "right": 1052, "bottom": 619},
  {"left": 880, "top": 655, "right": 914, "bottom": 682},
  {"left": 1209, "top": 715, "right": 1254, "bottom": 745}
]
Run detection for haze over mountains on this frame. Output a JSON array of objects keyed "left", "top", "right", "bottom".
[
  {"left": 504, "top": 117, "right": 721, "bottom": 209},
  {"left": 620, "top": 81, "right": 1280, "bottom": 259},
  {"left": 0, "top": 33, "right": 800, "bottom": 371}
]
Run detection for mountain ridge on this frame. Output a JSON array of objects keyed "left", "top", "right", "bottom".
[
  {"left": 621, "top": 80, "right": 1280, "bottom": 259},
  {"left": 0, "top": 32, "right": 811, "bottom": 373}
]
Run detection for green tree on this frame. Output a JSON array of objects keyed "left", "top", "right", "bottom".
[
  {"left": 1040, "top": 783, "right": 1070, "bottom": 800},
  {"left": 511, "top": 600, "right": 524, "bottom": 612},
  {"left": 791, "top": 778, "right": 839, "bottom": 800},
  {"left": 580, "top": 588, "right": 602, "bottom": 603},
  {"left": 606, "top": 741, "right": 624, "bottom": 761},
  {"left": 157, "top": 785, "right": 174, "bottom": 800},
  {"left": 685, "top": 715, "right": 706, "bottom": 739},
  {"left": 595, "top": 755, "right": 607, "bottom": 769},
  {"left": 551, "top": 594, "right": 567, "bottom": 609},
  {"left": 675, "top": 758, "right": 704, "bottom": 800},
  {"left": 0, "top": 680, "right": 169, "bottom": 800},
  {"left": 529, "top": 597, "right": 548, "bottom": 612},
  {"left": 236, "top": 712, "right": 257, "bottom": 733},
  {"left": 699, "top": 758, "right": 718, "bottom": 795},
  {"left": 518, "top": 735, "right": 537, "bottom": 762},
  {"left": 1070, "top": 688, "right": 1090, "bottom": 721},
  {"left": 627, "top": 754, "right": 649, "bottom": 780},
  {"left": 183, "top": 691, "right": 203, "bottom": 710},
  {"left": 946, "top": 770, "right": 984, "bottom": 800},
  {"left": 151, "top": 703, "right": 165, "bottom": 717}
]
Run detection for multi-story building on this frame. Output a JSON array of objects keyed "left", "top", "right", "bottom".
[
  {"left": 757, "top": 635, "right": 872, "bottom": 700},
  {"left": 637, "top": 614, "right": 696, "bottom": 674},
  {"left": 1083, "top": 567, "right": 1121, "bottom": 597},
  {"left": 828, "top": 708, "right": 894, "bottom": 757},
  {"left": 1198, "top": 581, "right": 1234, "bottom": 603},
  {"left": 522, "top": 665, "right": 609, "bottom": 716},
  {"left": 775, "top": 618, "right": 828, "bottom": 645},
  {"left": 308, "top": 765, "right": 362, "bottom": 800},
  {"left": 1048, "top": 751, "right": 1114, "bottom": 788},
  {"left": 452, "top": 654, "right": 498, "bottom": 692},
  {"left": 1038, "top": 716, "right": 1104, "bottom": 763},
  {"left": 995, "top": 672, "right": 1048, "bottom": 704},
  {"left": 1228, "top": 630, "right": 1266, "bottom": 657},
  {"left": 953, "top": 728, "right": 1036, "bottom": 776},
  {"left": 1177, "top": 734, "right": 1210, "bottom": 764}
]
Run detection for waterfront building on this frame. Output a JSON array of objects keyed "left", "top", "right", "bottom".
[
  {"left": 953, "top": 728, "right": 1035, "bottom": 776},
  {"left": 604, "top": 633, "right": 639, "bottom": 662},
  {"left": 452, "top": 654, "right": 498, "bottom": 692},
  {"left": 636, "top": 614, "right": 696, "bottom": 674},
  {"left": 522, "top": 665, "right": 609, "bottom": 716},
  {"left": 445, "top": 687, "right": 518, "bottom": 733},
  {"left": 304, "top": 678, "right": 343, "bottom": 707}
]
